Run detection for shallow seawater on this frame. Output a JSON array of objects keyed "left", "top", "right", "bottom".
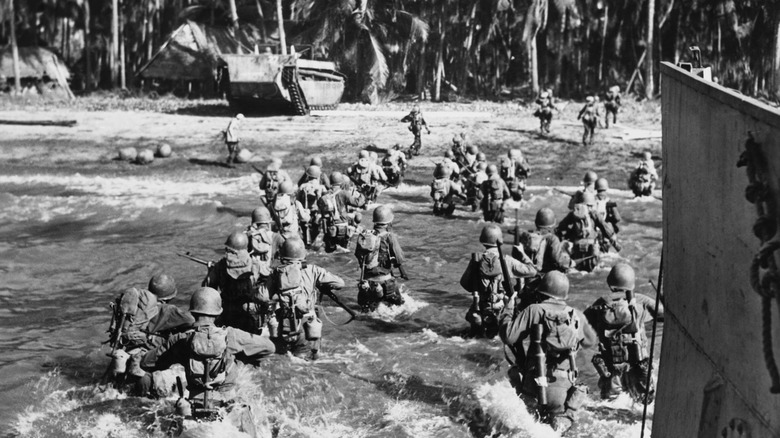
[{"left": 0, "top": 165, "right": 662, "bottom": 437}]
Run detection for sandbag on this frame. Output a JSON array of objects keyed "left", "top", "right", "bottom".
[
  {"left": 156, "top": 143, "right": 172, "bottom": 158},
  {"left": 136, "top": 149, "right": 155, "bottom": 165},
  {"left": 118, "top": 147, "right": 137, "bottom": 161},
  {"left": 235, "top": 148, "right": 252, "bottom": 163}
]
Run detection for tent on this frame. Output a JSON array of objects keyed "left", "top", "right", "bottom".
[{"left": 0, "top": 47, "right": 73, "bottom": 97}]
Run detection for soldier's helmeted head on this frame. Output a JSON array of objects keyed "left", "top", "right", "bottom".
[
  {"left": 642, "top": 151, "right": 652, "bottom": 161},
  {"left": 330, "top": 171, "right": 345, "bottom": 187},
  {"left": 595, "top": 178, "right": 609, "bottom": 192},
  {"left": 535, "top": 208, "right": 556, "bottom": 229},
  {"left": 251, "top": 206, "right": 272, "bottom": 225},
  {"left": 607, "top": 263, "right": 636, "bottom": 292},
  {"left": 236, "top": 113, "right": 245, "bottom": 120},
  {"left": 581, "top": 191, "right": 597, "bottom": 208},
  {"left": 477, "top": 162, "right": 487, "bottom": 172},
  {"left": 225, "top": 231, "right": 249, "bottom": 252},
  {"left": 305, "top": 165, "right": 322, "bottom": 180},
  {"left": 278, "top": 180, "right": 295, "bottom": 195},
  {"left": 266, "top": 162, "right": 280, "bottom": 174},
  {"left": 358, "top": 150, "right": 370, "bottom": 160},
  {"left": 476, "top": 152, "right": 487, "bottom": 162},
  {"left": 444, "top": 150, "right": 455, "bottom": 159},
  {"left": 583, "top": 170, "right": 598, "bottom": 186},
  {"left": 373, "top": 205, "right": 394, "bottom": 226},
  {"left": 412, "top": 104, "right": 420, "bottom": 113},
  {"left": 149, "top": 273, "right": 178, "bottom": 301},
  {"left": 586, "top": 96, "right": 595, "bottom": 104},
  {"left": 537, "top": 271, "right": 570, "bottom": 300},
  {"left": 486, "top": 164, "right": 498, "bottom": 176},
  {"left": 310, "top": 156, "right": 323, "bottom": 167},
  {"left": 190, "top": 287, "right": 223, "bottom": 317},
  {"left": 466, "top": 145, "right": 478, "bottom": 155},
  {"left": 280, "top": 236, "right": 307, "bottom": 261},
  {"left": 479, "top": 224, "right": 503, "bottom": 247}
]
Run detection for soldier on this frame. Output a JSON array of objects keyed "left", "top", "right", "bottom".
[
  {"left": 257, "top": 237, "right": 346, "bottom": 360},
  {"left": 246, "top": 206, "right": 282, "bottom": 276},
  {"left": 465, "top": 161, "right": 488, "bottom": 212},
  {"left": 431, "top": 162, "right": 466, "bottom": 216},
  {"left": 461, "top": 224, "right": 537, "bottom": 338},
  {"left": 451, "top": 133, "right": 472, "bottom": 170},
  {"left": 348, "top": 151, "right": 386, "bottom": 205},
  {"left": 568, "top": 170, "right": 598, "bottom": 210},
  {"left": 628, "top": 152, "right": 659, "bottom": 197},
  {"left": 499, "top": 271, "right": 596, "bottom": 434},
  {"left": 202, "top": 232, "right": 265, "bottom": 334},
  {"left": 355, "top": 205, "right": 408, "bottom": 312},
  {"left": 297, "top": 165, "right": 326, "bottom": 247},
  {"left": 270, "top": 181, "right": 311, "bottom": 239},
  {"left": 577, "top": 96, "right": 600, "bottom": 146},
  {"left": 320, "top": 172, "right": 366, "bottom": 253},
  {"left": 382, "top": 144, "right": 407, "bottom": 187},
  {"left": 593, "top": 178, "right": 622, "bottom": 251},
  {"left": 475, "top": 152, "right": 487, "bottom": 167},
  {"left": 400, "top": 104, "right": 431, "bottom": 156},
  {"left": 533, "top": 91, "right": 556, "bottom": 134},
  {"left": 501, "top": 149, "right": 530, "bottom": 202},
  {"left": 480, "top": 164, "right": 511, "bottom": 223},
  {"left": 514, "top": 208, "right": 571, "bottom": 277},
  {"left": 223, "top": 113, "right": 244, "bottom": 164},
  {"left": 585, "top": 264, "right": 663, "bottom": 403},
  {"left": 258, "top": 161, "right": 286, "bottom": 206},
  {"left": 297, "top": 157, "right": 331, "bottom": 190},
  {"left": 442, "top": 151, "right": 461, "bottom": 181},
  {"left": 556, "top": 191, "right": 622, "bottom": 272},
  {"left": 604, "top": 85, "right": 621, "bottom": 128},
  {"left": 140, "top": 287, "right": 275, "bottom": 412},
  {"left": 106, "top": 273, "right": 195, "bottom": 390}
]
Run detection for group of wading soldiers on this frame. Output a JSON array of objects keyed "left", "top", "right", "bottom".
[{"left": 533, "top": 86, "right": 622, "bottom": 146}]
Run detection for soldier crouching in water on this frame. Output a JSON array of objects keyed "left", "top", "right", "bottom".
[
  {"left": 481, "top": 164, "right": 511, "bottom": 223},
  {"left": 514, "top": 208, "right": 571, "bottom": 281},
  {"left": 556, "top": 191, "right": 621, "bottom": 272},
  {"left": 585, "top": 264, "right": 664, "bottom": 403},
  {"left": 499, "top": 271, "right": 597, "bottom": 434},
  {"left": 430, "top": 162, "right": 465, "bottom": 217},
  {"left": 105, "top": 273, "right": 194, "bottom": 392},
  {"left": 255, "top": 237, "right": 345, "bottom": 360},
  {"left": 202, "top": 232, "right": 265, "bottom": 334},
  {"left": 382, "top": 145, "right": 407, "bottom": 187},
  {"left": 460, "top": 224, "right": 537, "bottom": 338},
  {"left": 140, "top": 287, "right": 275, "bottom": 426},
  {"left": 355, "top": 205, "right": 408, "bottom": 312},
  {"left": 319, "top": 172, "right": 366, "bottom": 253}
]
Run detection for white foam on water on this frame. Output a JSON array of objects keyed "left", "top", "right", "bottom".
[
  {"left": 370, "top": 289, "right": 428, "bottom": 321},
  {"left": 475, "top": 380, "right": 560, "bottom": 438},
  {"left": 383, "top": 400, "right": 457, "bottom": 437},
  {"left": 386, "top": 182, "right": 429, "bottom": 195}
]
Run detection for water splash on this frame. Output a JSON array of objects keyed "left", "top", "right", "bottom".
[{"left": 370, "top": 289, "right": 428, "bottom": 321}]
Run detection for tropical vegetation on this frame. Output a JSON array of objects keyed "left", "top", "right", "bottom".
[{"left": 0, "top": 0, "right": 779, "bottom": 102}]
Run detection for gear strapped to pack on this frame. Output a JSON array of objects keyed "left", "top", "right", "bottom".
[
  {"left": 220, "top": 251, "right": 259, "bottom": 307},
  {"left": 570, "top": 204, "right": 596, "bottom": 241},
  {"left": 186, "top": 326, "right": 229, "bottom": 418},
  {"left": 299, "top": 182, "right": 320, "bottom": 208},
  {"left": 356, "top": 229, "right": 384, "bottom": 270},
  {"left": 431, "top": 178, "right": 448, "bottom": 202},
  {"left": 595, "top": 294, "right": 646, "bottom": 366},
  {"left": 272, "top": 195, "right": 299, "bottom": 234},
  {"left": 542, "top": 307, "right": 581, "bottom": 377},
  {"left": 271, "top": 263, "right": 312, "bottom": 339},
  {"left": 475, "top": 251, "right": 506, "bottom": 311},
  {"left": 115, "top": 288, "right": 160, "bottom": 347},
  {"left": 247, "top": 228, "right": 273, "bottom": 261},
  {"left": 519, "top": 231, "right": 547, "bottom": 270}
]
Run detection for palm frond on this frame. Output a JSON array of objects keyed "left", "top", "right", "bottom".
[
  {"left": 392, "top": 10, "right": 429, "bottom": 42},
  {"left": 365, "top": 32, "right": 389, "bottom": 88}
]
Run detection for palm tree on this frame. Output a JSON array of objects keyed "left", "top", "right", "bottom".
[{"left": 292, "top": 0, "right": 428, "bottom": 103}]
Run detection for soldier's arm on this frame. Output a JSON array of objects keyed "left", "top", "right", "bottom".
[
  {"left": 575, "top": 308, "right": 598, "bottom": 348},
  {"left": 296, "top": 201, "right": 311, "bottom": 222},
  {"left": 506, "top": 255, "right": 537, "bottom": 278},
  {"left": 251, "top": 283, "right": 272, "bottom": 305},
  {"left": 388, "top": 233, "right": 405, "bottom": 265},
  {"left": 146, "top": 304, "right": 195, "bottom": 335},
  {"left": 577, "top": 106, "right": 586, "bottom": 119},
  {"left": 592, "top": 212, "right": 617, "bottom": 241},
  {"left": 606, "top": 201, "right": 621, "bottom": 224},
  {"left": 312, "top": 265, "right": 346, "bottom": 291},
  {"left": 547, "top": 236, "right": 571, "bottom": 270},
  {"left": 202, "top": 260, "right": 221, "bottom": 288},
  {"left": 343, "top": 189, "right": 366, "bottom": 209},
  {"left": 400, "top": 114, "right": 412, "bottom": 123},
  {"left": 500, "top": 305, "right": 540, "bottom": 347},
  {"left": 141, "top": 332, "right": 189, "bottom": 371},
  {"left": 636, "top": 293, "right": 664, "bottom": 321},
  {"left": 226, "top": 327, "right": 275, "bottom": 364},
  {"left": 459, "top": 259, "right": 477, "bottom": 292}
]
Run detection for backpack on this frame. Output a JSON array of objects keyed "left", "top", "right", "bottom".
[
  {"left": 596, "top": 297, "right": 645, "bottom": 364},
  {"left": 355, "top": 230, "right": 383, "bottom": 269},
  {"left": 542, "top": 307, "right": 580, "bottom": 356},
  {"left": 477, "top": 250, "right": 503, "bottom": 298},
  {"left": 595, "top": 198, "right": 608, "bottom": 221},
  {"left": 571, "top": 205, "right": 595, "bottom": 240},
  {"left": 431, "top": 178, "right": 448, "bottom": 201},
  {"left": 117, "top": 288, "right": 160, "bottom": 346},
  {"left": 186, "top": 326, "right": 228, "bottom": 391},
  {"left": 247, "top": 228, "right": 272, "bottom": 260},
  {"left": 318, "top": 192, "right": 340, "bottom": 219}
]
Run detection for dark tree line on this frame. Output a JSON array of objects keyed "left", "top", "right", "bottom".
[{"left": 1, "top": 0, "right": 780, "bottom": 101}]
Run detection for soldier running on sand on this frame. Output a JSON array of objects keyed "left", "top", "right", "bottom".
[
  {"left": 577, "top": 96, "right": 600, "bottom": 146},
  {"left": 400, "top": 105, "right": 430, "bottom": 156}
]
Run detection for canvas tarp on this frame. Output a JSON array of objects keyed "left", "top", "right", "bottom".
[{"left": 139, "top": 21, "right": 269, "bottom": 81}]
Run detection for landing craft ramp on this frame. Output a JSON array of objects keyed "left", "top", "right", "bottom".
[{"left": 656, "top": 63, "right": 780, "bottom": 437}]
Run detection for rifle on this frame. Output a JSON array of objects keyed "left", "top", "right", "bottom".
[
  {"left": 99, "top": 304, "right": 127, "bottom": 387},
  {"left": 251, "top": 164, "right": 265, "bottom": 175},
  {"left": 553, "top": 188, "right": 574, "bottom": 198},
  {"left": 177, "top": 252, "right": 212, "bottom": 267},
  {"left": 496, "top": 242, "right": 514, "bottom": 300},
  {"left": 320, "top": 288, "right": 357, "bottom": 324},
  {"left": 301, "top": 192, "right": 312, "bottom": 245},
  {"left": 513, "top": 209, "right": 521, "bottom": 246},
  {"left": 174, "top": 376, "right": 192, "bottom": 417},
  {"left": 389, "top": 239, "right": 409, "bottom": 280}
]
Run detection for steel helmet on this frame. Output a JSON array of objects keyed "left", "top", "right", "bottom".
[
  {"left": 583, "top": 171, "right": 598, "bottom": 184},
  {"left": 509, "top": 149, "right": 523, "bottom": 160},
  {"left": 535, "top": 208, "right": 556, "bottom": 228},
  {"left": 148, "top": 273, "right": 177, "bottom": 301},
  {"left": 642, "top": 151, "right": 652, "bottom": 161},
  {"left": 373, "top": 205, "right": 394, "bottom": 224},
  {"left": 452, "top": 135, "right": 461, "bottom": 144},
  {"left": 271, "top": 157, "right": 283, "bottom": 166},
  {"left": 444, "top": 150, "right": 455, "bottom": 159},
  {"left": 434, "top": 163, "right": 448, "bottom": 179},
  {"left": 581, "top": 191, "right": 597, "bottom": 206},
  {"left": 310, "top": 156, "right": 323, "bottom": 167},
  {"left": 500, "top": 156, "right": 511, "bottom": 168},
  {"left": 279, "top": 180, "right": 295, "bottom": 195},
  {"left": 412, "top": 104, "right": 420, "bottom": 113},
  {"left": 279, "top": 236, "right": 307, "bottom": 260},
  {"left": 479, "top": 224, "right": 503, "bottom": 247},
  {"left": 586, "top": 96, "right": 595, "bottom": 104},
  {"left": 236, "top": 113, "right": 245, "bottom": 120},
  {"left": 359, "top": 150, "right": 370, "bottom": 159},
  {"left": 467, "top": 145, "right": 478, "bottom": 155},
  {"left": 540, "top": 91, "right": 549, "bottom": 99},
  {"left": 486, "top": 164, "right": 498, "bottom": 176},
  {"left": 607, "top": 263, "right": 636, "bottom": 291},
  {"left": 369, "top": 151, "right": 378, "bottom": 162},
  {"left": 305, "top": 165, "right": 322, "bottom": 179},
  {"left": 330, "top": 171, "right": 345, "bottom": 186},
  {"left": 476, "top": 152, "right": 487, "bottom": 162},
  {"left": 266, "top": 162, "right": 280, "bottom": 172},
  {"left": 190, "top": 287, "right": 223, "bottom": 316},
  {"left": 477, "top": 162, "right": 487, "bottom": 172},
  {"left": 538, "top": 271, "right": 570, "bottom": 300},
  {"left": 251, "top": 206, "right": 272, "bottom": 224},
  {"left": 225, "top": 231, "right": 249, "bottom": 251},
  {"left": 595, "top": 178, "right": 609, "bottom": 192}
]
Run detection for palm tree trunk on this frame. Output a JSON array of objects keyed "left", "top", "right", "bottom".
[
  {"left": 645, "top": 0, "right": 655, "bottom": 99},
  {"left": 229, "top": 0, "right": 239, "bottom": 29},
  {"left": 119, "top": 0, "right": 126, "bottom": 89},
  {"left": 433, "top": 16, "right": 444, "bottom": 101},
  {"left": 84, "top": 0, "right": 91, "bottom": 91},
  {"left": 276, "top": 0, "right": 287, "bottom": 54},
  {"left": 9, "top": 0, "right": 21, "bottom": 93},
  {"left": 111, "top": 0, "right": 119, "bottom": 87},
  {"left": 598, "top": 4, "right": 608, "bottom": 82},
  {"left": 772, "top": 8, "right": 780, "bottom": 100},
  {"left": 528, "top": 36, "right": 539, "bottom": 95}
]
